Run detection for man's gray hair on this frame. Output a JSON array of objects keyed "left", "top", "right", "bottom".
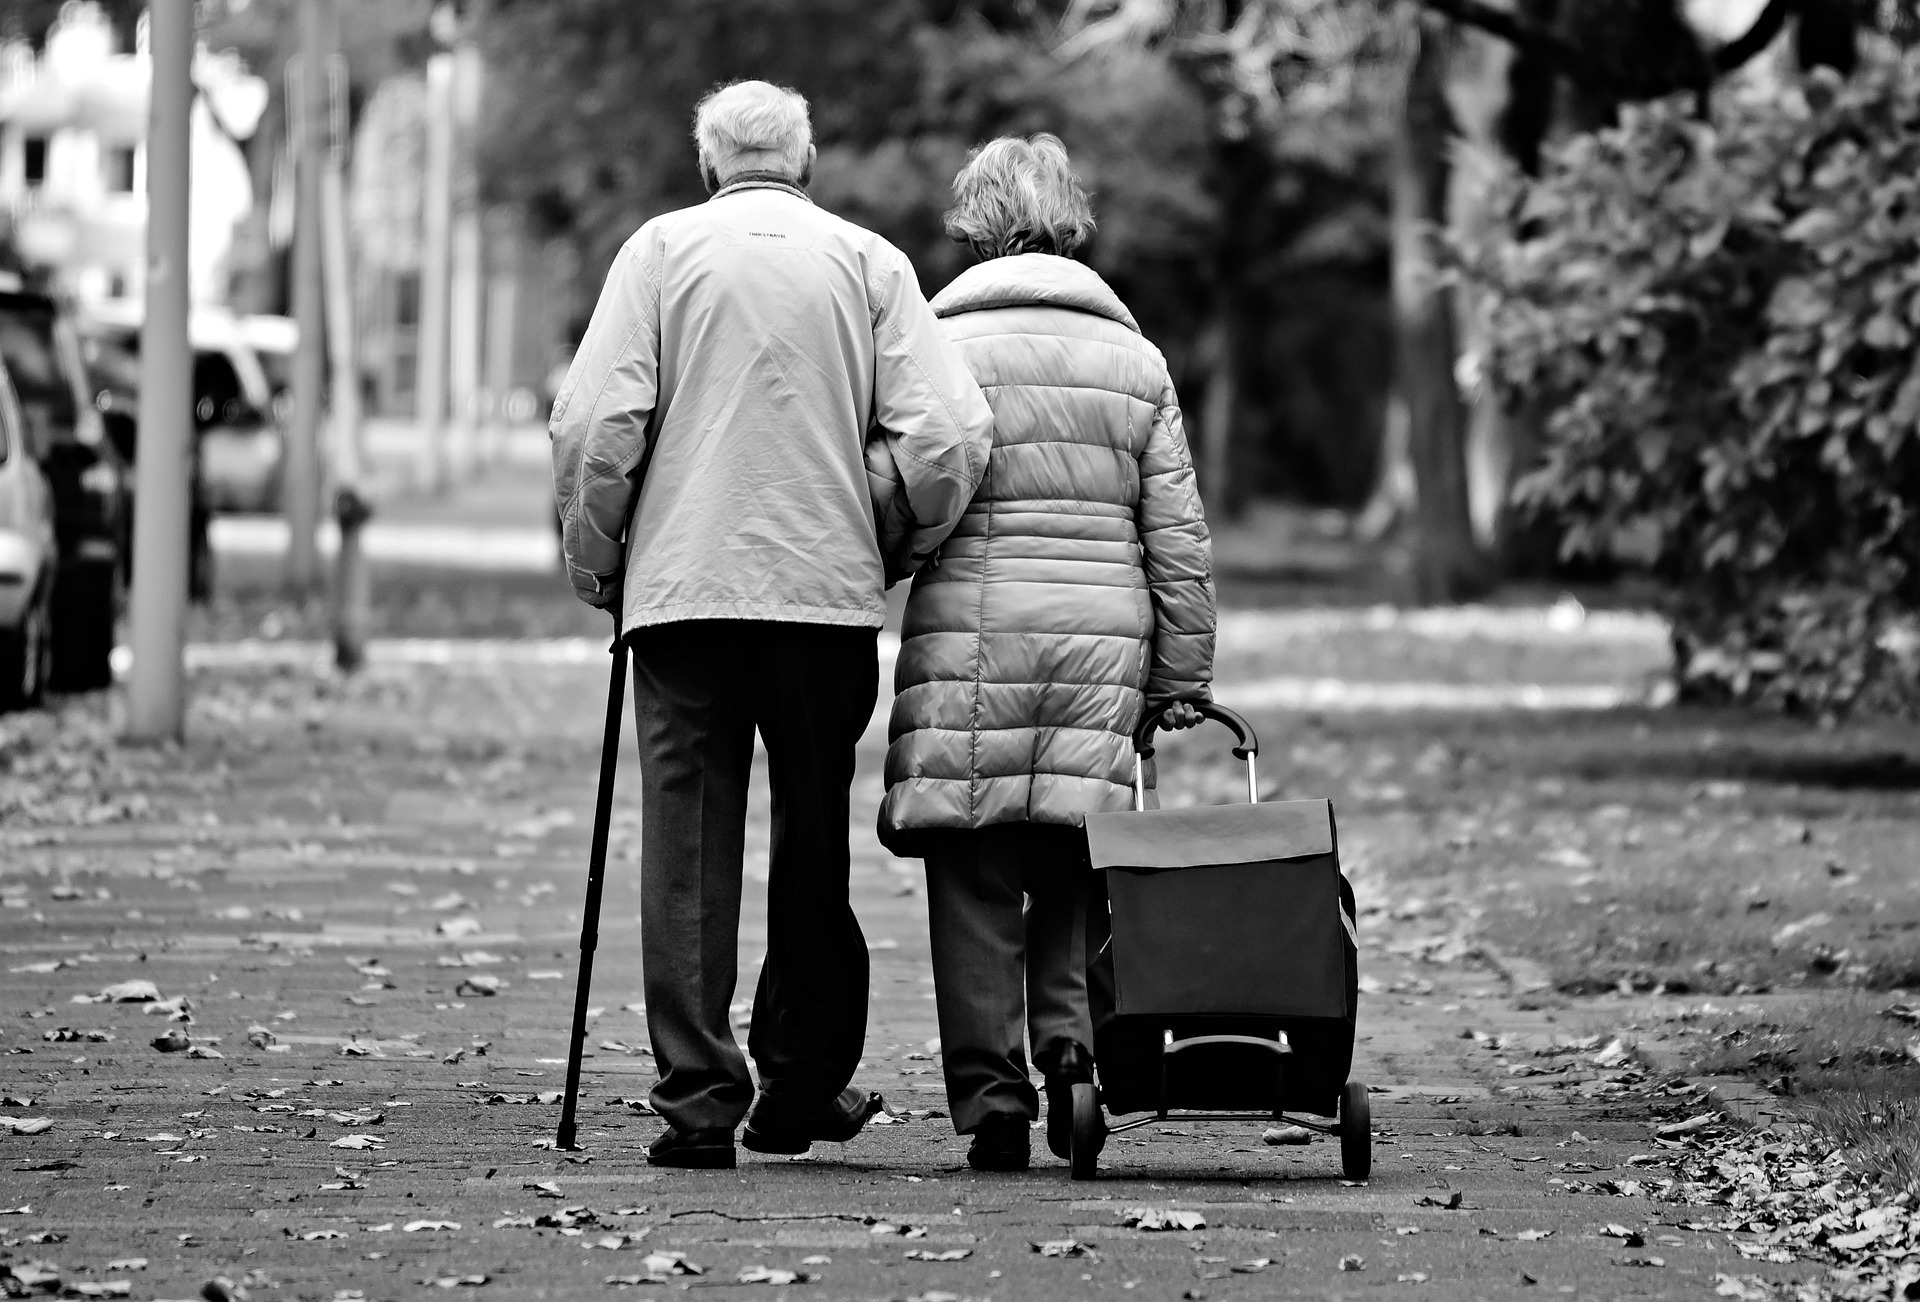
[
  {"left": 693, "top": 80, "right": 812, "bottom": 184},
  {"left": 943, "top": 134, "right": 1096, "bottom": 260}
]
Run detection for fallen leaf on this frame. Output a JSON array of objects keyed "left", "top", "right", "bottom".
[
  {"left": 457, "top": 976, "right": 503, "bottom": 997},
  {"left": 419, "top": 1275, "right": 488, "bottom": 1288},
  {"left": 1397, "top": 1272, "right": 1429, "bottom": 1283},
  {"left": 70, "top": 1283, "right": 131, "bottom": 1298},
  {"left": 97, "top": 980, "right": 160, "bottom": 1003},
  {"left": 904, "top": 1249, "right": 971, "bottom": 1261},
  {"left": 1601, "top": 1224, "right": 1645, "bottom": 1247},
  {"left": 1262, "top": 1125, "right": 1312, "bottom": 1146},
  {"left": 1123, "top": 1207, "right": 1205, "bottom": 1231},
  {"left": 737, "top": 1266, "right": 814, "bottom": 1284},
  {"left": 1656, "top": 1114, "right": 1720, "bottom": 1139},
  {"left": 638, "top": 1252, "right": 702, "bottom": 1277},
  {"left": 0, "top": 1117, "right": 52, "bottom": 1135},
  {"left": 150, "top": 1029, "right": 190, "bottom": 1053},
  {"left": 1032, "top": 1240, "right": 1096, "bottom": 1258},
  {"left": 1415, "top": 1192, "right": 1464, "bottom": 1209},
  {"left": 1338, "top": 1254, "right": 1365, "bottom": 1271},
  {"left": 1623, "top": 1256, "right": 1666, "bottom": 1267},
  {"left": 1517, "top": 1229, "right": 1553, "bottom": 1242},
  {"left": 404, "top": 1220, "right": 462, "bottom": 1232},
  {"left": 1591, "top": 1037, "right": 1633, "bottom": 1068},
  {"left": 105, "top": 1259, "right": 147, "bottom": 1271},
  {"left": 330, "top": 1135, "right": 386, "bottom": 1150},
  {"left": 1231, "top": 1259, "right": 1273, "bottom": 1273},
  {"left": 300, "top": 1230, "right": 348, "bottom": 1241}
]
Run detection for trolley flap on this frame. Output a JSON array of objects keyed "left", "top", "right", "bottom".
[{"left": 1085, "top": 798, "right": 1335, "bottom": 872}]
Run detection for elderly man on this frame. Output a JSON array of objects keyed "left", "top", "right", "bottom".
[{"left": 551, "top": 80, "right": 992, "bottom": 1170}]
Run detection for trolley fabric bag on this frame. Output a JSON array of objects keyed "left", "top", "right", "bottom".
[{"left": 1084, "top": 794, "right": 1358, "bottom": 1119}]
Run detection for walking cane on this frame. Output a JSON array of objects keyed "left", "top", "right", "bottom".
[{"left": 556, "top": 621, "right": 628, "bottom": 1150}]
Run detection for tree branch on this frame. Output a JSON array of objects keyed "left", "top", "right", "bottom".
[
  {"left": 1412, "top": 0, "right": 1614, "bottom": 90},
  {"left": 1711, "top": 0, "right": 1794, "bottom": 73}
]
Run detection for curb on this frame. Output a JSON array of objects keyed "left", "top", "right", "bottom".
[
  {"left": 1682, "top": 1075, "right": 1809, "bottom": 1135},
  {"left": 1476, "top": 945, "right": 1556, "bottom": 995},
  {"left": 1635, "top": 1039, "right": 1811, "bottom": 1136},
  {"left": 1480, "top": 946, "right": 1805, "bottom": 1137}
]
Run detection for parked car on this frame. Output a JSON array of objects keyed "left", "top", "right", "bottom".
[
  {"left": 81, "top": 326, "right": 215, "bottom": 604},
  {"left": 239, "top": 313, "right": 296, "bottom": 427},
  {"left": 0, "top": 355, "right": 55, "bottom": 710},
  {"left": 0, "top": 281, "right": 130, "bottom": 690},
  {"left": 82, "top": 303, "right": 284, "bottom": 516}
]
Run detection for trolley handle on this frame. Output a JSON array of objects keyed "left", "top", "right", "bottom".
[{"left": 1131, "top": 701, "right": 1262, "bottom": 810}]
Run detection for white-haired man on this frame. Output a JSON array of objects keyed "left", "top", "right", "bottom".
[{"left": 551, "top": 80, "right": 992, "bottom": 1169}]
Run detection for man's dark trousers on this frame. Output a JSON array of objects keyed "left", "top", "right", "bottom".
[{"left": 629, "top": 619, "right": 879, "bottom": 1135}]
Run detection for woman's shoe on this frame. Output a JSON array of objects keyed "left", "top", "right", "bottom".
[
  {"left": 967, "top": 1112, "right": 1031, "bottom": 1172},
  {"left": 1041, "top": 1040, "right": 1094, "bottom": 1161}
]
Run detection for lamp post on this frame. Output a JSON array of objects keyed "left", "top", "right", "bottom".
[{"left": 124, "top": 0, "right": 194, "bottom": 743}]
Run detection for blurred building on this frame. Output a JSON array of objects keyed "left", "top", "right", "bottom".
[
  {"left": 349, "top": 65, "right": 564, "bottom": 423},
  {"left": 0, "top": 2, "right": 264, "bottom": 309}
]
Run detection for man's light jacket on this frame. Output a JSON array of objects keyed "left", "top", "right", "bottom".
[{"left": 550, "top": 178, "right": 993, "bottom": 632}]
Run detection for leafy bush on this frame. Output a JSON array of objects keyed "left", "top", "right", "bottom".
[{"left": 1464, "top": 46, "right": 1920, "bottom": 716}]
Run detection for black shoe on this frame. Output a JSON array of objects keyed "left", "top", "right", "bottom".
[
  {"left": 647, "top": 1126, "right": 735, "bottom": 1169},
  {"left": 1041, "top": 1040, "right": 1094, "bottom": 1162},
  {"left": 741, "top": 1086, "right": 885, "bottom": 1155},
  {"left": 968, "top": 1112, "right": 1031, "bottom": 1172}
]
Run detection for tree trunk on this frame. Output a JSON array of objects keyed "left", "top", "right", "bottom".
[
  {"left": 1197, "top": 308, "right": 1240, "bottom": 522},
  {"left": 1392, "top": 18, "right": 1489, "bottom": 603}
]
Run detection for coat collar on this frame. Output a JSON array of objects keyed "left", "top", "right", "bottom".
[
  {"left": 930, "top": 254, "right": 1139, "bottom": 333},
  {"left": 711, "top": 175, "right": 813, "bottom": 204}
]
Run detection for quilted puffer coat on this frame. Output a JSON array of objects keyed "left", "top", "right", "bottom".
[{"left": 874, "top": 254, "right": 1216, "bottom": 854}]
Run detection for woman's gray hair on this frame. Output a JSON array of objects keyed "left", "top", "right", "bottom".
[
  {"left": 943, "top": 134, "right": 1096, "bottom": 260},
  {"left": 693, "top": 81, "right": 812, "bottom": 184}
]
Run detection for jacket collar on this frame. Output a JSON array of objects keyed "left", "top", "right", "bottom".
[
  {"left": 930, "top": 253, "right": 1139, "bottom": 333},
  {"left": 711, "top": 174, "right": 813, "bottom": 204}
]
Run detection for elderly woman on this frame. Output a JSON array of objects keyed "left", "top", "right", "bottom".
[{"left": 870, "top": 134, "right": 1216, "bottom": 1172}]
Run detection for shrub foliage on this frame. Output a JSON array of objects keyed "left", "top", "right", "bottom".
[{"left": 1466, "top": 47, "right": 1920, "bottom": 716}]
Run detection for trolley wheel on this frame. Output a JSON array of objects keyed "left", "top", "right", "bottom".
[
  {"left": 1069, "top": 1083, "right": 1104, "bottom": 1181},
  {"left": 1339, "top": 1079, "right": 1372, "bottom": 1181}
]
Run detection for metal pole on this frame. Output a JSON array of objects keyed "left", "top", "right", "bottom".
[
  {"left": 415, "top": 52, "right": 455, "bottom": 492},
  {"left": 447, "top": 36, "right": 484, "bottom": 480},
  {"left": 321, "top": 39, "right": 371, "bottom": 672},
  {"left": 125, "top": 0, "right": 194, "bottom": 743},
  {"left": 557, "top": 630, "right": 628, "bottom": 1151},
  {"left": 284, "top": 0, "right": 328, "bottom": 594}
]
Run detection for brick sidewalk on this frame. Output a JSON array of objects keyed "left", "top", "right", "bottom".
[{"left": 0, "top": 660, "right": 1789, "bottom": 1301}]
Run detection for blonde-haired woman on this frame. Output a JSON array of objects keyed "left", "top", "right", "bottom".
[{"left": 870, "top": 134, "right": 1215, "bottom": 1171}]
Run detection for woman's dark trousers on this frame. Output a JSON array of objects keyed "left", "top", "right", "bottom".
[
  {"left": 628, "top": 619, "right": 878, "bottom": 1135},
  {"left": 923, "top": 824, "right": 1095, "bottom": 1134}
]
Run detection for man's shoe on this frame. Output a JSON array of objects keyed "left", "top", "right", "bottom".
[
  {"left": 967, "top": 1112, "right": 1030, "bottom": 1172},
  {"left": 741, "top": 1086, "right": 885, "bottom": 1155},
  {"left": 1041, "top": 1040, "right": 1094, "bottom": 1162},
  {"left": 647, "top": 1126, "right": 736, "bottom": 1169}
]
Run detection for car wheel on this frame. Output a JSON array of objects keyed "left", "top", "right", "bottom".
[
  {"left": 49, "top": 560, "right": 119, "bottom": 692},
  {"left": 0, "top": 582, "right": 51, "bottom": 712}
]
